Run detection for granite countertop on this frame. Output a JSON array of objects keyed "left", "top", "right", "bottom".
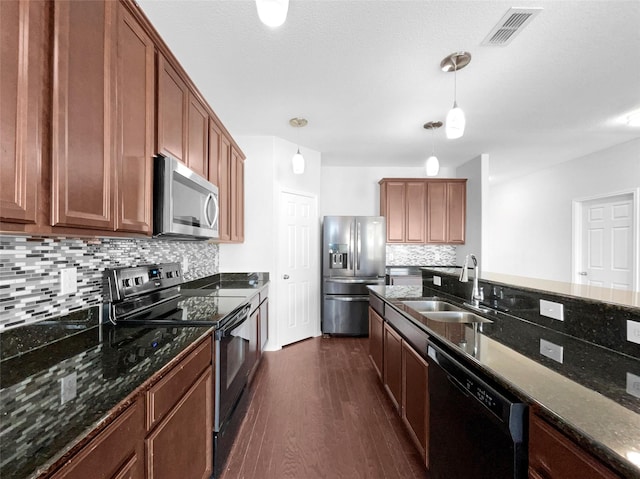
[
  {"left": 0, "top": 273, "right": 269, "bottom": 479},
  {"left": 369, "top": 285, "right": 640, "bottom": 479}
]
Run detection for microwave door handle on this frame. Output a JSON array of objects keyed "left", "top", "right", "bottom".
[{"left": 204, "top": 193, "right": 216, "bottom": 228}]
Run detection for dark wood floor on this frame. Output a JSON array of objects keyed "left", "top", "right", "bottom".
[{"left": 220, "top": 337, "right": 427, "bottom": 479}]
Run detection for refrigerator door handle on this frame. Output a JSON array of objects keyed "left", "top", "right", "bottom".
[
  {"left": 349, "top": 223, "right": 354, "bottom": 270},
  {"left": 325, "top": 296, "right": 370, "bottom": 302},
  {"left": 356, "top": 222, "right": 361, "bottom": 270}
]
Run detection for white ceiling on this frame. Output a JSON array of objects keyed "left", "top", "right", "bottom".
[{"left": 137, "top": 0, "right": 640, "bottom": 183}]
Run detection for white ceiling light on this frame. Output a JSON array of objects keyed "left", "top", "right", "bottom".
[
  {"left": 256, "top": 0, "right": 289, "bottom": 27},
  {"left": 441, "top": 52, "right": 471, "bottom": 140},
  {"left": 290, "top": 117, "right": 307, "bottom": 175},
  {"left": 423, "top": 121, "right": 442, "bottom": 177},
  {"left": 627, "top": 110, "right": 640, "bottom": 127}
]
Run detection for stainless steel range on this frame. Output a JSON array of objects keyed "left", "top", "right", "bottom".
[{"left": 104, "top": 263, "right": 253, "bottom": 478}]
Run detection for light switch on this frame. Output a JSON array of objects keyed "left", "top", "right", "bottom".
[
  {"left": 433, "top": 275, "right": 442, "bottom": 286},
  {"left": 627, "top": 320, "right": 640, "bottom": 345},
  {"left": 60, "top": 372, "right": 77, "bottom": 405},
  {"left": 60, "top": 268, "right": 78, "bottom": 295},
  {"left": 540, "top": 299, "right": 564, "bottom": 321},
  {"left": 626, "top": 372, "right": 640, "bottom": 399}
]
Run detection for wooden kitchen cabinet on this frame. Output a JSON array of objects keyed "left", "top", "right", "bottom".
[
  {"left": 0, "top": 0, "right": 48, "bottom": 227},
  {"left": 232, "top": 148, "right": 245, "bottom": 242},
  {"left": 115, "top": 1, "right": 155, "bottom": 234},
  {"left": 402, "top": 340, "right": 429, "bottom": 466},
  {"left": 426, "top": 180, "right": 466, "bottom": 244},
  {"left": 187, "top": 94, "right": 209, "bottom": 178},
  {"left": 379, "top": 178, "right": 466, "bottom": 244},
  {"left": 383, "top": 322, "right": 403, "bottom": 412},
  {"left": 379, "top": 180, "right": 425, "bottom": 243},
  {"left": 51, "top": 0, "right": 116, "bottom": 230},
  {"left": 258, "top": 294, "right": 269, "bottom": 356},
  {"left": 50, "top": 399, "right": 145, "bottom": 479},
  {"left": 529, "top": 412, "right": 622, "bottom": 479},
  {"left": 368, "top": 306, "right": 384, "bottom": 380}
]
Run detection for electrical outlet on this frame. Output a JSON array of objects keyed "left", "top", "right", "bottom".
[
  {"left": 433, "top": 275, "right": 442, "bottom": 286},
  {"left": 182, "top": 255, "right": 189, "bottom": 273},
  {"left": 627, "top": 372, "right": 640, "bottom": 399},
  {"left": 59, "top": 268, "right": 78, "bottom": 295},
  {"left": 540, "top": 338, "right": 564, "bottom": 363},
  {"left": 540, "top": 299, "right": 564, "bottom": 321},
  {"left": 60, "top": 372, "right": 77, "bottom": 405},
  {"left": 627, "top": 320, "right": 640, "bottom": 345}
]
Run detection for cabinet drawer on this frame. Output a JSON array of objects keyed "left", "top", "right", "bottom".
[
  {"left": 147, "top": 336, "right": 212, "bottom": 430},
  {"left": 369, "top": 293, "right": 384, "bottom": 317},
  {"left": 385, "top": 306, "right": 429, "bottom": 360},
  {"left": 529, "top": 413, "right": 621, "bottom": 479},
  {"left": 51, "top": 399, "right": 144, "bottom": 479}
]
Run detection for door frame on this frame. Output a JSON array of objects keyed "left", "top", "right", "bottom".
[
  {"left": 571, "top": 188, "right": 640, "bottom": 291},
  {"left": 274, "top": 188, "right": 321, "bottom": 349}
]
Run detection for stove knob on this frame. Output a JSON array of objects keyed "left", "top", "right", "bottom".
[
  {"left": 134, "top": 277, "right": 142, "bottom": 285},
  {"left": 166, "top": 272, "right": 173, "bottom": 278},
  {"left": 123, "top": 278, "right": 132, "bottom": 287}
]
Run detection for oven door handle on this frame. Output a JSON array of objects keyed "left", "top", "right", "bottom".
[{"left": 215, "top": 304, "right": 251, "bottom": 340}]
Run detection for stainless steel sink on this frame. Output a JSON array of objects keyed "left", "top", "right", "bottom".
[
  {"left": 421, "top": 311, "right": 493, "bottom": 324},
  {"left": 401, "top": 300, "right": 463, "bottom": 312}
]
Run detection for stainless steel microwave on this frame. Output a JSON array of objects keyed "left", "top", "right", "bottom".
[{"left": 153, "top": 155, "right": 219, "bottom": 239}]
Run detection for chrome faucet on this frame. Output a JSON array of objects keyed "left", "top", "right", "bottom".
[{"left": 459, "top": 254, "right": 484, "bottom": 307}]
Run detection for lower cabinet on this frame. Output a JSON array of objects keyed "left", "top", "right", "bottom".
[
  {"left": 383, "top": 322, "right": 403, "bottom": 412},
  {"left": 529, "top": 411, "right": 622, "bottom": 479},
  {"left": 258, "top": 293, "right": 269, "bottom": 356},
  {"left": 401, "top": 341, "right": 429, "bottom": 466},
  {"left": 368, "top": 306, "right": 384, "bottom": 380},
  {"left": 51, "top": 399, "right": 145, "bottom": 479}
]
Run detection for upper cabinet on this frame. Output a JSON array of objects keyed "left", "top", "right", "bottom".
[
  {"left": 0, "top": 0, "right": 47, "bottom": 226},
  {"left": 379, "top": 178, "right": 467, "bottom": 245}
]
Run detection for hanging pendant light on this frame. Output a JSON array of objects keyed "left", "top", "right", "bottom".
[
  {"left": 256, "top": 0, "right": 289, "bottom": 27},
  {"left": 441, "top": 52, "right": 471, "bottom": 139},
  {"left": 423, "top": 121, "right": 442, "bottom": 177},
  {"left": 289, "top": 117, "right": 308, "bottom": 175}
]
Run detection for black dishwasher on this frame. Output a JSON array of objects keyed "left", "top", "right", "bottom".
[{"left": 427, "top": 341, "right": 528, "bottom": 479}]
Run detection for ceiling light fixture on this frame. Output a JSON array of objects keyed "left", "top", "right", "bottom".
[
  {"left": 627, "top": 110, "right": 640, "bottom": 127},
  {"left": 256, "top": 0, "right": 289, "bottom": 27},
  {"left": 423, "top": 121, "right": 442, "bottom": 177},
  {"left": 441, "top": 51, "right": 471, "bottom": 140},
  {"left": 289, "top": 117, "right": 307, "bottom": 175}
]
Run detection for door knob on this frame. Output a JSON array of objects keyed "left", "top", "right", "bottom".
[
  {"left": 283, "top": 274, "right": 290, "bottom": 279},
  {"left": 578, "top": 271, "right": 587, "bottom": 276}
]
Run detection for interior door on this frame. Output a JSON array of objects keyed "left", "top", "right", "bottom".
[
  {"left": 277, "top": 191, "right": 320, "bottom": 347},
  {"left": 579, "top": 193, "right": 635, "bottom": 290}
]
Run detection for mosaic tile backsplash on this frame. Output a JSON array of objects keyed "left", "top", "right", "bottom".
[
  {"left": 385, "top": 244, "right": 456, "bottom": 266},
  {"left": 0, "top": 235, "right": 219, "bottom": 330}
]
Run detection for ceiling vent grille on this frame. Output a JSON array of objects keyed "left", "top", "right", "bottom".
[{"left": 482, "top": 7, "right": 542, "bottom": 46}]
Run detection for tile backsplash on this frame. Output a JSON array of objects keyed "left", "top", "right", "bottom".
[
  {"left": 386, "top": 244, "right": 456, "bottom": 266},
  {"left": 0, "top": 235, "right": 219, "bottom": 330}
]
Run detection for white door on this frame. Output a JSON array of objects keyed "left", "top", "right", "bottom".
[
  {"left": 277, "top": 190, "right": 320, "bottom": 347},
  {"left": 579, "top": 194, "right": 635, "bottom": 290}
]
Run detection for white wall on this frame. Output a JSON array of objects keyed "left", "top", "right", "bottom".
[
  {"left": 456, "top": 154, "right": 489, "bottom": 266},
  {"left": 486, "top": 138, "right": 640, "bottom": 283},
  {"left": 320, "top": 165, "right": 457, "bottom": 217},
  {"left": 219, "top": 135, "right": 322, "bottom": 350}
]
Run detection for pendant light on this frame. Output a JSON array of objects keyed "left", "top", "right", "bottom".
[
  {"left": 423, "top": 121, "right": 442, "bottom": 176},
  {"left": 441, "top": 52, "right": 471, "bottom": 140},
  {"left": 289, "top": 117, "right": 307, "bottom": 175},
  {"left": 256, "top": 0, "right": 289, "bottom": 27}
]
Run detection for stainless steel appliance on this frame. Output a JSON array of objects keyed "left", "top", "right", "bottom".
[
  {"left": 154, "top": 154, "right": 219, "bottom": 239},
  {"left": 427, "top": 341, "right": 528, "bottom": 478},
  {"left": 321, "top": 216, "right": 386, "bottom": 335},
  {"left": 104, "top": 263, "right": 252, "bottom": 478}
]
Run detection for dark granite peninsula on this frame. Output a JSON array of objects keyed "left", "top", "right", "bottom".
[{"left": 369, "top": 267, "right": 640, "bottom": 479}]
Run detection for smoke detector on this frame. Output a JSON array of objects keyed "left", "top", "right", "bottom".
[{"left": 482, "top": 7, "right": 542, "bottom": 46}]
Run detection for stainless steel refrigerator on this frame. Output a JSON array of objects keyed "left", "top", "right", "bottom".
[{"left": 321, "top": 216, "right": 386, "bottom": 335}]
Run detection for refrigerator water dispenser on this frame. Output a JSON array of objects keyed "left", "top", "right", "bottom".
[{"left": 328, "top": 244, "right": 348, "bottom": 269}]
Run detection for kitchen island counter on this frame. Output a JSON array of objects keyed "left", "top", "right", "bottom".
[{"left": 369, "top": 284, "right": 640, "bottom": 479}]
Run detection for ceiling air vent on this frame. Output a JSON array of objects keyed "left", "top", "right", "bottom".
[{"left": 481, "top": 7, "right": 542, "bottom": 46}]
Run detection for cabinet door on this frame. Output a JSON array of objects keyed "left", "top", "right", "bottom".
[
  {"left": 447, "top": 181, "right": 466, "bottom": 244},
  {"left": 529, "top": 412, "right": 621, "bottom": 479},
  {"left": 426, "top": 182, "right": 447, "bottom": 243},
  {"left": 259, "top": 297, "right": 269, "bottom": 354},
  {"left": 157, "top": 55, "right": 188, "bottom": 163},
  {"left": 115, "top": 2, "right": 154, "bottom": 234},
  {"left": 208, "top": 120, "right": 223, "bottom": 187},
  {"left": 383, "top": 322, "right": 402, "bottom": 411},
  {"left": 234, "top": 152, "right": 245, "bottom": 242},
  {"left": 383, "top": 181, "right": 406, "bottom": 243},
  {"left": 402, "top": 341, "right": 429, "bottom": 466},
  {"left": 51, "top": 0, "right": 115, "bottom": 230},
  {"left": 51, "top": 399, "right": 145, "bottom": 479},
  {"left": 146, "top": 368, "right": 213, "bottom": 479},
  {"left": 368, "top": 307, "right": 384, "bottom": 380},
  {"left": 0, "top": 0, "right": 46, "bottom": 225},
  {"left": 406, "top": 181, "right": 426, "bottom": 243},
  {"left": 217, "top": 135, "right": 231, "bottom": 241},
  {"left": 187, "top": 93, "right": 208, "bottom": 177}
]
